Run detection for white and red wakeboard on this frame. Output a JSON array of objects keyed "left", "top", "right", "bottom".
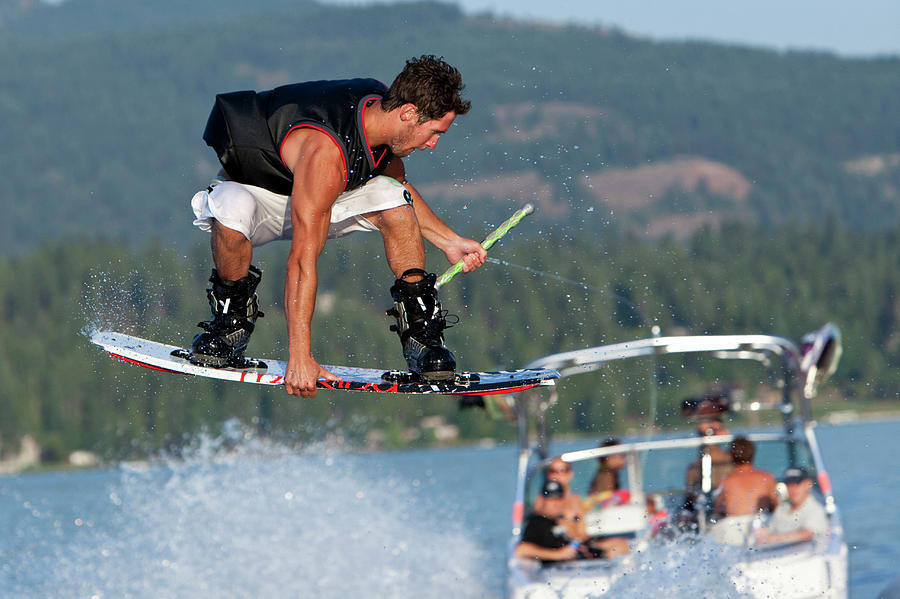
[{"left": 91, "top": 331, "right": 558, "bottom": 396}]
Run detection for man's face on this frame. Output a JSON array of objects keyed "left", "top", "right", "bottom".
[
  {"left": 546, "top": 460, "right": 573, "bottom": 486},
  {"left": 603, "top": 452, "right": 626, "bottom": 471},
  {"left": 786, "top": 479, "right": 813, "bottom": 506},
  {"left": 391, "top": 109, "right": 456, "bottom": 157}
]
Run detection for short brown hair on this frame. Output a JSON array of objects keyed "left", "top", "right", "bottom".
[
  {"left": 382, "top": 55, "right": 471, "bottom": 122},
  {"left": 731, "top": 437, "right": 755, "bottom": 465}
]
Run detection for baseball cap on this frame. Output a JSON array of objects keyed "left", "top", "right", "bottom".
[{"left": 782, "top": 467, "right": 812, "bottom": 484}]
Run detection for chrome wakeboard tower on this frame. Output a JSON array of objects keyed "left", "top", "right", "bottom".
[{"left": 515, "top": 322, "right": 842, "bottom": 458}]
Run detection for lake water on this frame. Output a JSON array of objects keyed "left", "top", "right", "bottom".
[{"left": 1, "top": 418, "right": 898, "bottom": 598}]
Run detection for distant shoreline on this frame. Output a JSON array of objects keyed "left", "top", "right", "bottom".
[{"left": 3, "top": 410, "right": 900, "bottom": 477}]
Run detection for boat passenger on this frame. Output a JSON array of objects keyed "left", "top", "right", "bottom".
[
  {"left": 533, "top": 457, "right": 587, "bottom": 541},
  {"left": 514, "top": 480, "right": 582, "bottom": 562},
  {"left": 685, "top": 410, "right": 734, "bottom": 492},
  {"left": 585, "top": 439, "right": 630, "bottom": 509},
  {"left": 534, "top": 458, "right": 585, "bottom": 535},
  {"left": 710, "top": 437, "right": 778, "bottom": 545},
  {"left": 755, "top": 467, "right": 828, "bottom": 546},
  {"left": 680, "top": 416, "right": 734, "bottom": 522},
  {"left": 527, "top": 459, "right": 629, "bottom": 560}
]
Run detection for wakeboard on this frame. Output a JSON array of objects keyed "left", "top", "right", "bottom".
[{"left": 91, "top": 331, "right": 558, "bottom": 395}]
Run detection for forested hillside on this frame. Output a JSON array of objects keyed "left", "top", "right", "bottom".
[
  {"left": 1, "top": 0, "right": 899, "bottom": 463},
  {"left": 1, "top": 224, "right": 898, "bottom": 460},
  {"left": 1, "top": 1, "right": 899, "bottom": 254}
]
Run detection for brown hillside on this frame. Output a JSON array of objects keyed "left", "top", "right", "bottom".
[
  {"left": 492, "top": 101, "right": 638, "bottom": 143},
  {"left": 579, "top": 156, "right": 751, "bottom": 210},
  {"left": 415, "top": 171, "right": 569, "bottom": 217},
  {"left": 417, "top": 156, "right": 753, "bottom": 237},
  {"left": 580, "top": 156, "right": 753, "bottom": 238}
]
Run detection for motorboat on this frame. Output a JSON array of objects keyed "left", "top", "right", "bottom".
[{"left": 505, "top": 323, "right": 848, "bottom": 599}]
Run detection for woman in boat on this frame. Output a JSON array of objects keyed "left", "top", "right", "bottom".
[{"left": 585, "top": 439, "right": 630, "bottom": 509}]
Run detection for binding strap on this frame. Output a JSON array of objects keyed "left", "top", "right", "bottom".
[{"left": 398, "top": 268, "right": 428, "bottom": 282}]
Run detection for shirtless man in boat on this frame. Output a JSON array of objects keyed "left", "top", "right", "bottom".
[{"left": 711, "top": 437, "right": 777, "bottom": 544}]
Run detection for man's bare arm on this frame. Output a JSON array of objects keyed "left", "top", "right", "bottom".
[
  {"left": 381, "top": 158, "right": 486, "bottom": 272},
  {"left": 514, "top": 542, "right": 577, "bottom": 561},
  {"left": 281, "top": 129, "right": 344, "bottom": 397}
]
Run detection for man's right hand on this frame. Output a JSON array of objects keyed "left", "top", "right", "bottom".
[
  {"left": 280, "top": 128, "right": 344, "bottom": 399},
  {"left": 284, "top": 354, "right": 338, "bottom": 398}
]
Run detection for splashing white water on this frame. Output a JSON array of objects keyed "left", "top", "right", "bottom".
[
  {"left": 8, "top": 423, "right": 492, "bottom": 599},
  {"left": 79, "top": 268, "right": 165, "bottom": 338},
  {"left": 600, "top": 536, "right": 755, "bottom": 599}
]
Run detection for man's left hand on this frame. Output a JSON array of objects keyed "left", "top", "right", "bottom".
[{"left": 443, "top": 236, "right": 487, "bottom": 272}]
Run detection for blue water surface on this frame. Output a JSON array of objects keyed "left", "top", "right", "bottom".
[{"left": 1, "top": 419, "right": 898, "bottom": 598}]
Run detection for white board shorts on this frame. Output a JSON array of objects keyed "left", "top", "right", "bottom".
[{"left": 190, "top": 174, "right": 412, "bottom": 247}]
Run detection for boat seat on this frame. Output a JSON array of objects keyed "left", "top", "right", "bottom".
[{"left": 585, "top": 503, "right": 648, "bottom": 537}]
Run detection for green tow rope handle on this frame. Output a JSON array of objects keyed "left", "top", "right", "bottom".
[{"left": 434, "top": 203, "right": 535, "bottom": 290}]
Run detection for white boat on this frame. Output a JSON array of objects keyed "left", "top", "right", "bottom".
[{"left": 506, "top": 324, "right": 848, "bottom": 599}]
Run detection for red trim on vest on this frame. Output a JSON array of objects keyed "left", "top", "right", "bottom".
[
  {"left": 372, "top": 148, "right": 388, "bottom": 169},
  {"left": 279, "top": 124, "right": 349, "bottom": 191},
  {"left": 360, "top": 100, "right": 389, "bottom": 170}
]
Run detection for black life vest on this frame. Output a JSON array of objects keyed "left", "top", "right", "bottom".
[{"left": 203, "top": 78, "right": 393, "bottom": 195}]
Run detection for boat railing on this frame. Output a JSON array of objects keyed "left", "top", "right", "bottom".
[
  {"left": 523, "top": 334, "right": 803, "bottom": 377},
  {"left": 552, "top": 432, "right": 793, "bottom": 465}
]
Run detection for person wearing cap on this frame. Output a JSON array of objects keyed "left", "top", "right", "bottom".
[
  {"left": 534, "top": 457, "right": 584, "bottom": 524},
  {"left": 514, "top": 479, "right": 582, "bottom": 562},
  {"left": 533, "top": 458, "right": 588, "bottom": 541},
  {"left": 515, "top": 458, "right": 629, "bottom": 562},
  {"left": 755, "top": 467, "right": 828, "bottom": 545}
]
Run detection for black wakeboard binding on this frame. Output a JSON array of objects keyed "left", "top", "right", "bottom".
[
  {"left": 190, "top": 265, "right": 264, "bottom": 368},
  {"left": 386, "top": 268, "right": 456, "bottom": 381}
]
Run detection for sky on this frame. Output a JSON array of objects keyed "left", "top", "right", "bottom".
[{"left": 326, "top": 0, "right": 900, "bottom": 57}]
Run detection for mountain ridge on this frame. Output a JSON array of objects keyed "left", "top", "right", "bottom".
[{"left": 1, "top": 1, "right": 898, "bottom": 254}]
